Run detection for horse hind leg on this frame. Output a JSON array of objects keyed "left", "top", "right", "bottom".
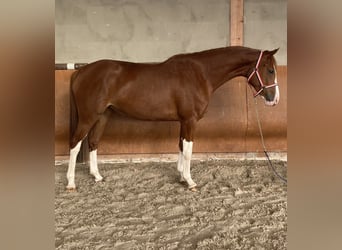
[
  {"left": 66, "top": 140, "right": 82, "bottom": 190},
  {"left": 66, "top": 125, "right": 90, "bottom": 190},
  {"left": 66, "top": 120, "right": 95, "bottom": 190},
  {"left": 88, "top": 109, "right": 111, "bottom": 183}
]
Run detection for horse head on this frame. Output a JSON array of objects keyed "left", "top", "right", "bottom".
[{"left": 247, "top": 48, "right": 280, "bottom": 106}]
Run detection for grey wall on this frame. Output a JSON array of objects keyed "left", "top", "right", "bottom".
[
  {"left": 244, "top": 0, "right": 287, "bottom": 64},
  {"left": 55, "top": 0, "right": 287, "bottom": 64},
  {"left": 55, "top": 0, "right": 229, "bottom": 63}
]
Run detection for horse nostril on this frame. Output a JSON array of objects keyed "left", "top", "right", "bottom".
[{"left": 265, "top": 92, "right": 273, "bottom": 102}]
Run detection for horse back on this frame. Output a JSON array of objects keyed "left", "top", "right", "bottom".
[{"left": 71, "top": 58, "right": 211, "bottom": 121}]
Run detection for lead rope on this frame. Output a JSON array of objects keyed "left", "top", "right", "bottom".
[{"left": 253, "top": 97, "right": 287, "bottom": 184}]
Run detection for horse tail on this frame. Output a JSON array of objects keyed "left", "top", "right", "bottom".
[
  {"left": 69, "top": 70, "right": 79, "bottom": 148},
  {"left": 69, "top": 70, "right": 89, "bottom": 162}
]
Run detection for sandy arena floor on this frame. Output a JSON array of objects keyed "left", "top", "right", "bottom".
[{"left": 55, "top": 159, "right": 287, "bottom": 249}]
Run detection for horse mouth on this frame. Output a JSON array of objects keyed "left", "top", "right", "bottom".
[
  {"left": 264, "top": 86, "right": 280, "bottom": 106},
  {"left": 265, "top": 99, "right": 278, "bottom": 106}
]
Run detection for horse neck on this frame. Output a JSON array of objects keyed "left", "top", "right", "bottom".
[{"left": 195, "top": 47, "right": 259, "bottom": 91}]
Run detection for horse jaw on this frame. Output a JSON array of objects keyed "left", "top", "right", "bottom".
[{"left": 264, "top": 86, "right": 280, "bottom": 106}]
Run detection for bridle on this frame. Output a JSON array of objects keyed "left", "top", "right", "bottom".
[
  {"left": 247, "top": 51, "right": 287, "bottom": 184},
  {"left": 247, "top": 51, "right": 278, "bottom": 97}
]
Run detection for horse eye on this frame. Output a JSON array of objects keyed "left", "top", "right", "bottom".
[{"left": 268, "top": 69, "right": 274, "bottom": 74}]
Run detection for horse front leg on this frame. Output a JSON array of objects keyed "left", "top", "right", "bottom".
[
  {"left": 182, "top": 139, "right": 196, "bottom": 189},
  {"left": 177, "top": 151, "right": 185, "bottom": 183},
  {"left": 177, "top": 124, "right": 185, "bottom": 183},
  {"left": 178, "top": 119, "right": 197, "bottom": 191}
]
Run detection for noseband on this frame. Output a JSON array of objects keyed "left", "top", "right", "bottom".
[{"left": 247, "top": 51, "right": 278, "bottom": 97}]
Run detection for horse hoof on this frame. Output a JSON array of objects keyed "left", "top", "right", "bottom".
[
  {"left": 189, "top": 184, "right": 198, "bottom": 192},
  {"left": 66, "top": 187, "right": 76, "bottom": 192},
  {"left": 95, "top": 177, "right": 104, "bottom": 183}
]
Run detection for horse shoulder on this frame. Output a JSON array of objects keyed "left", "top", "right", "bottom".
[{"left": 167, "top": 58, "right": 212, "bottom": 120}]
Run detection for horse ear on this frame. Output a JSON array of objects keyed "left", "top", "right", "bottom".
[{"left": 268, "top": 48, "right": 279, "bottom": 56}]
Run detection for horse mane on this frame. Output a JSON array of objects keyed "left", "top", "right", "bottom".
[{"left": 163, "top": 46, "right": 260, "bottom": 64}]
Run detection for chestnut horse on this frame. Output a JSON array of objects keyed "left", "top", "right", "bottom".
[{"left": 66, "top": 46, "right": 280, "bottom": 191}]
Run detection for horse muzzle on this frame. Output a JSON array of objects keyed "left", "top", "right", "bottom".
[{"left": 264, "top": 86, "right": 280, "bottom": 106}]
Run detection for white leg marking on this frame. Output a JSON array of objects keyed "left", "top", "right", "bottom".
[
  {"left": 89, "top": 149, "right": 103, "bottom": 182},
  {"left": 274, "top": 86, "right": 280, "bottom": 105},
  {"left": 266, "top": 65, "right": 280, "bottom": 106},
  {"left": 66, "top": 141, "right": 82, "bottom": 189},
  {"left": 273, "top": 65, "right": 280, "bottom": 105},
  {"left": 182, "top": 139, "right": 196, "bottom": 188},
  {"left": 177, "top": 151, "right": 185, "bottom": 182}
]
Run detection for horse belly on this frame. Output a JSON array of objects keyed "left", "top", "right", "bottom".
[{"left": 112, "top": 89, "right": 179, "bottom": 121}]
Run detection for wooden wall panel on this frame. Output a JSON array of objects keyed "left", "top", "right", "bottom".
[{"left": 230, "top": 0, "right": 244, "bottom": 46}]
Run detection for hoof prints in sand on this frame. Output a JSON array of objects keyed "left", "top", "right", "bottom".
[{"left": 55, "top": 159, "right": 287, "bottom": 249}]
